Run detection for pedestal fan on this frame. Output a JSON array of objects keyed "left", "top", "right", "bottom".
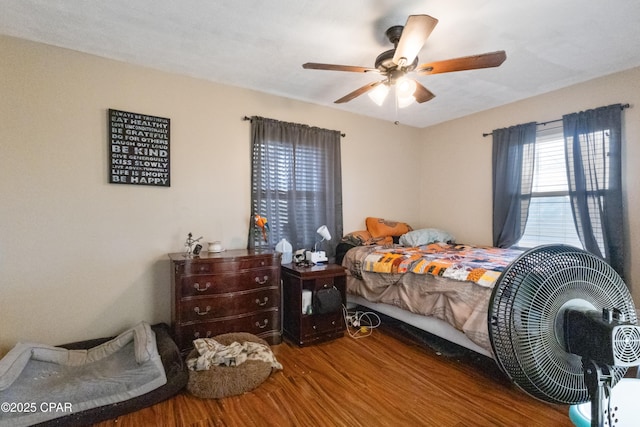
[{"left": 488, "top": 245, "right": 640, "bottom": 427}]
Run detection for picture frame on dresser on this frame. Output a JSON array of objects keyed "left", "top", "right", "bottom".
[{"left": 168, "top": 249, "right": 282, "bottom": 354}]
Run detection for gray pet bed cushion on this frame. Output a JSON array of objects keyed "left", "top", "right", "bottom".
[{"left": 0, "top": 322, "right": 185, "bottom": 427}]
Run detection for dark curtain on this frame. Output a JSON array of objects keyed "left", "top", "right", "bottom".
[
  {"left": 492, "top": 122, "right": 537, "bottom": 248},
  {"left": 563, "top": 104, "right": 624, "bottom": 278},
  {"left": 248, "top": 116, "right": 343, "bottom": 258}
]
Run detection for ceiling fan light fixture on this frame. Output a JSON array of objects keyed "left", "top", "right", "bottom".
[
  {"left": 396, "top": 77, "right": 417, "bottom": 98},
  {"left": 397, "top": 94, "right": 415, "bottom": 108},
  {"left": 368, "top": 83, "right": 390, "bottom": 106}
]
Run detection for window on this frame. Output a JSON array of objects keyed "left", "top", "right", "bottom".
[
  {"left": 516, "top": 127, "right": 584, "bottom": 249},
  {"left": 249, "top": 117, "right": 342, "bottom": 256},
  {"left": 495, "top": 104, "right": 623, "bottom": 276}
]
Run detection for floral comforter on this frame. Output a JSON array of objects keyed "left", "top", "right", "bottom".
[{"left": 361, "top": 243, "right": 522, "bottom": 288}]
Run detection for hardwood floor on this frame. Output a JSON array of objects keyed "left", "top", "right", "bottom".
[{"left": 93, "top": 323, "right": 574, "bottom": 427}]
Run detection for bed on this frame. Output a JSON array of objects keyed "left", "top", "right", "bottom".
[{"left": 338, "top": 218, "right": 523, "bottom": 358}]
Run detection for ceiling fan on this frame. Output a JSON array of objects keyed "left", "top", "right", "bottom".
[{"left": 302, "top": 15, "right": 506, "bottom": 106}]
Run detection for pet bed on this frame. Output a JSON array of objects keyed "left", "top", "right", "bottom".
[
  {"left": 0, "top": 322, "right": 188, "bottom": 427},
  {"left": 186, "top": 332, "right": 281, "bottom": 399}
]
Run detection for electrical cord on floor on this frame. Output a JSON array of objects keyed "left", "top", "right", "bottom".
[{"left": 342, "top": 305, "right": 381, "bottom": 339}]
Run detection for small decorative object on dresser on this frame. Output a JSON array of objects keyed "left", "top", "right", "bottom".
[
  {"left": 207, "top": 241, "right": 224, "bottom": 253},
  {"left": 184, "top": 232, "right": 203, "bottom": 256},
  {"left": 169, "top": 249, "right": 282, "bottom": 354},
  {"left": 281, "top": 262, "right": 346, "bottom": 346}
]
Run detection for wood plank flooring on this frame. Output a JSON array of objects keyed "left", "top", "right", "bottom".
[{"left": 93, "top": 323, "right": 574, "bottom": 427}]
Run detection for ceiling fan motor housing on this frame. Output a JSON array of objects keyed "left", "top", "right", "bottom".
[{"left": 374, "top": 49, "right": 418, "bottom": 75}]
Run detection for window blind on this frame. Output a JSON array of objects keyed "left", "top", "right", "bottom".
[{"left": 517, "top": 127, "right": 583, "bottom": 248}]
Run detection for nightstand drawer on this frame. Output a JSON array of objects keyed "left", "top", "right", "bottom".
[
  {"left": 315, "top": 276, "right": 336, "bottom": 290},
  {"left": 178, "top": 287, "right": 279, "bottom": 322},
  {"left": 300, "top": 312, "right": 343, "bottom": 338}
]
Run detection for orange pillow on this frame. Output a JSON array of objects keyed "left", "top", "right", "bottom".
[{"left": 365, "top": 217, "right": 412, "bottom": 238}]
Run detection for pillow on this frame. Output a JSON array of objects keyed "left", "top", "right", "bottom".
[
  {"left": 365, "top": 217, "right": 412, "bottom": 238},
  {"left": 399, "top": 228, "right": 456, "bottom": 246},
  {"left": 341, "top": 230, "right": 393, "bottom": 247},
  {"left": 341, "top": 230, "right": 373, "bottom": 246}
]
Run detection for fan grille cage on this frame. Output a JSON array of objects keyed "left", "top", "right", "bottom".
[
  {"left": 489, "top": 245, "right": 636, "bottom": 404},
  {"left": 613, "top": 326, "right": 640, "bottom": 365}
]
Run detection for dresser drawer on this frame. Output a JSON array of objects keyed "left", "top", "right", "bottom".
[
  {"left": 178, "top": 287, "right": 279, "bottom": 322},
  {"left": 177, "top": 256, "right": 280, "bottom": 275},
  {"left": 178, "top": 308, "right": 280, "bottom": 345},
  {"left": 180, "top": 267, "right": 279, "bottom": 297}
]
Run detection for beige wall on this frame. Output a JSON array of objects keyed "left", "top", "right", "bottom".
[
  {"left": 0, "top": 35, "right": 422, "bottom": 353},
  {"left": 417, "top": 67, "right": 640, "bottom": 304}
]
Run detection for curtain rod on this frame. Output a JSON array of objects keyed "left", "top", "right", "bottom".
[
  {"left": 242, "top": 116, "right": 346, "bottom": 137},
  {"left": 482, "top": 103, "right": 630, "bottom": 137}
]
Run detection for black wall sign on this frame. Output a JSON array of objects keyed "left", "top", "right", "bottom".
[{"left": 108, "top": 109, "right": 170, "bottom": 187}]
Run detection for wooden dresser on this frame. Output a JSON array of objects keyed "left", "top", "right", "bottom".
[{"left": 169, "top": 249, "right": 282, "bottom": 353}]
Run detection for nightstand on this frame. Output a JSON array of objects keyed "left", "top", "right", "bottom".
[{"left": 281, "top": 262, "right": 346, "bottom": 346}]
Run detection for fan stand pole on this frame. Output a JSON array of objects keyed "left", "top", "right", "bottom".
[{"left": 583, "top": 360, "right": 612, "bottom": 427}]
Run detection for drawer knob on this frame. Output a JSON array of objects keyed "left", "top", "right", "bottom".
[
  {"left": 193, "top": 282, "right": 211, "bottom": 292},
  {"left": 194, "top": 306, "right": 211, "bottom": 316},
  {"left": 255, "top": 319, "right": 269, "bottom": 329},
  {"left": 254, "top": 275, "right": 269, "bottom": 285},
  {"left": 255, "top": 297, "right": 269, "bottom": 306}
]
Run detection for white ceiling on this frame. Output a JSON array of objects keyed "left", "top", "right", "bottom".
[{"left": 2, "top": 0, "right": 640, "bottom": 128}]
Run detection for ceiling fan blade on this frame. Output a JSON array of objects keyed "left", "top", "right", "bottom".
[
  {"left": 392, "top": 15, "right": 438, "bottom": 66},
  {"left": 413, "top": 81, "right": 436, "bottom": 103},
  {"left": 303, "top": 63, "right": 378, "bottom": 73},
  {"left": 335, "top": 80, "right": 384, "bottom": 104},
  {"left": 416, "top": 50, "right": 507, "bottom": 75}
]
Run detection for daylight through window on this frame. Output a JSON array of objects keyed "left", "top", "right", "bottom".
[{"left": 516, "top": 126, "right": 584, "bottom": 249}]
